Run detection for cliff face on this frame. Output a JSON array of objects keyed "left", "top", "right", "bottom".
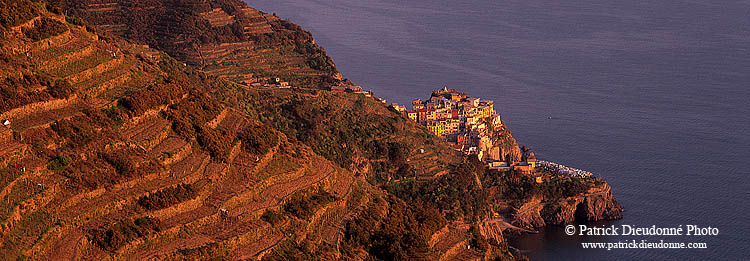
[
  {"left": 513, "top": 184, "right": 623, "bottom": 229},
  {"left": 486, "top": 119, "right": 522, "bottom": 162}
]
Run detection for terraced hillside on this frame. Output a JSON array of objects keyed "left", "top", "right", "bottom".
[
  {"left": 0, "top": 4, "right": 362, "bottom": 259},
  {"left": 1, "top": 1, "right": 622, "bottom": 260},
  {"left": 0, "top": 2, "right": 498, "bottom": 259},
  {"left": 54, "top": 0, "right": 343, "bottom": 88}
]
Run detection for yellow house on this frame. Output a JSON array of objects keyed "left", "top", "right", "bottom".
[
  {"left": 426, "top": 120, "right": 449, "bottom": 136},
  {"left": 406, "top": 110, "right": 417, "bottom": 121},
  {"left": 526, "top": 152, "right": 536, "bottom": 168},
  {"left": 418, "top": 109, "right": 436, "bottom": 122}
]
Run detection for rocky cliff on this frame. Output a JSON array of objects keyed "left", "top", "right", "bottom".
[
  {"left": 513, "top": 184, "right": 623, "bottom": 230},
  {"left": 486, "top": 118, "right": 522, "bottom": 162}
]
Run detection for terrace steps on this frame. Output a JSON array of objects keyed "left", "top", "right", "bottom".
[
  {"left": 306, "top": 200, "right": 348, "bottom": 246},
  {"left": 31, "top": 29, "right": 74, "bottom": 52},
  {"left": 41, "top": 43, "right": 96, "bottom": 72},
  {"left": 200, "top": 8, "right": 235, "bottom": 27},
  {"left": 227, "top": 158, "right": 338, "bottom": 219},
  {"left": 234, "top": 232, "right": 285, "bottom": 259},
  {"left": 170, "top": 151, "right": 211, "bottom": 182},
  {"left": 86, "top": 2, "right": 121, "bottom": 13},
  {"left": 122, "top": 115, "right": 171, "bottom": 151},
  {"left": 79, "top": 64, "right": 134, "bottom": 99},
  {"left": 8, "top": 101, "right": 83, "bottom": 131},
  {"left": 216, "top": 109, "right": 251, "bottom": 133},
  {"left": 42, "top": 228, "right": 89, "bottom": 260},
  {"left": 431, "top": 223, "right": 471, "bottom": 260},
  {"left": 0, "top": 140, "right": 27, "bottom": 168},
  {"left": 66, "top": 55, "right": 123, "bottom": 84},
  {"left": 147, "top": 136, "right": 192, "bottom": 166},
  {"left": 8, "top": 16, "right": 41, "bottom": 33}
]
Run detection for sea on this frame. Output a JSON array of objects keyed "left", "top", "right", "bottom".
[{"left": 247, "top": 0, "right": 750, "bottom": 259}]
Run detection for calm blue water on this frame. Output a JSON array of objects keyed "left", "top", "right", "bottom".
[{"left": 247, "top": 0, "right": 750, "bottom": 259}]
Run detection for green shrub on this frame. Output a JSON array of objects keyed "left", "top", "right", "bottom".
[
  {"left": 539, "top": 177, "right": 589, "bottom": 199},
  {"left": 120, "top": 81, "right": 186, "bottom": 116},
  {"left": 388, "top": 158, "right": 491, "bottom": 219},
  {"left": 343, "top": 196, "right": 444, "bottom": 260},
  {"left": 62, "top": 157, "right": 118, "bottom": 190},
  {"left": 164, "top": 90, "right": 222, "bottom": 140},
  {"left": 89, "top": 217, "right": 161, "bottom": 251},
  {"left": 0, "top": 72, "right": 60, "bottom": 112},
  {"left": 0, "top": 0, "right": 38, "bottom": 28},
  {"left": 196, "top": 126, "right": 235, "bottom": 161},
  {"left": 22, "top": 17, "right": 67, "bottom": 41},
  {"left": 65, "top": 15, "right": 85, "bottom": 26},
  {"left": 137, "top": 184, "right": 196, "bottom": 211},
  {"left": 260, "top": 209, "right": 285, "bottom": 226},
  {"left": 47, "top": 155, "right": 72, "bottom": 171},
  {"left": 470, "top": 224, "right": 490, "bottom": 251},
  {"left": 48, "top": 79, "right": 74, "bottom": 98},
  {"left": 283, "top": 190, "right": 336, "bottom": 220},
  {"left": 50, "top": 109, "right": 121, "bottom": 147},
  {"left": 51, "top": 118, "right": 97, "bottom": 147},
  {"left": 102, "top": 151, "right": 136, "bottom": 175},
  {"left": 239, "top": 125, "right": 278, "bottom": 155}
]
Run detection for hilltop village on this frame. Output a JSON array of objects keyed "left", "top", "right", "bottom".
[
  {"left": 399, "top": 88, "right": 500, "bottom": 156},
  {"left": 391, "top": 88, "right": 539, "bottom": 172},
  {"left": 328, "top": 85, "right": 541, "bottom": 174},
  {"left": 390, "top": 87, "right": 592, "bottom": 178},
  {"left": 327, "top": 86, "right": 510, "bottom": 163}
]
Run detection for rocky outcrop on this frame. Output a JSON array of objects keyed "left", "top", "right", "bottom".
[
  {"left": 478, "top": 219, "right": 505, "bottom": 245},
  {"left": 513, "top": 183, "right": 622, "bottom": 229},
  {"left": 513, "top": 196, "right": 546, "bottom": 229},
  {"left": 574, "top": 184, "right": 623, "bottom": 221},
  {"left": 486, "top": 119, "right": 521, "bottom": 162}
]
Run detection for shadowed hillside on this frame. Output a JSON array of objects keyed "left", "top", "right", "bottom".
[{"left": 52, "top": 0, "right": 343, "bottom": 88}]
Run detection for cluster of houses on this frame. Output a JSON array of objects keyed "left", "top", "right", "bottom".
[
  {"left": 329, "top": 84, "right": 376, "bottom": 98},
  {"left": 244, "top": 77, "right": 291, "bottom": 88},
  {"left": 393, "top": 87, "right": 503, "bottom": 159},
  {"left": 488, "top": 148, "right": 537, "bottom": 175},
  {"left": 393, "top": 88, "right": 547, "bottom": 178},
  {"left": 326, "top": 85, "right": 594, "bottom": 180}
]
